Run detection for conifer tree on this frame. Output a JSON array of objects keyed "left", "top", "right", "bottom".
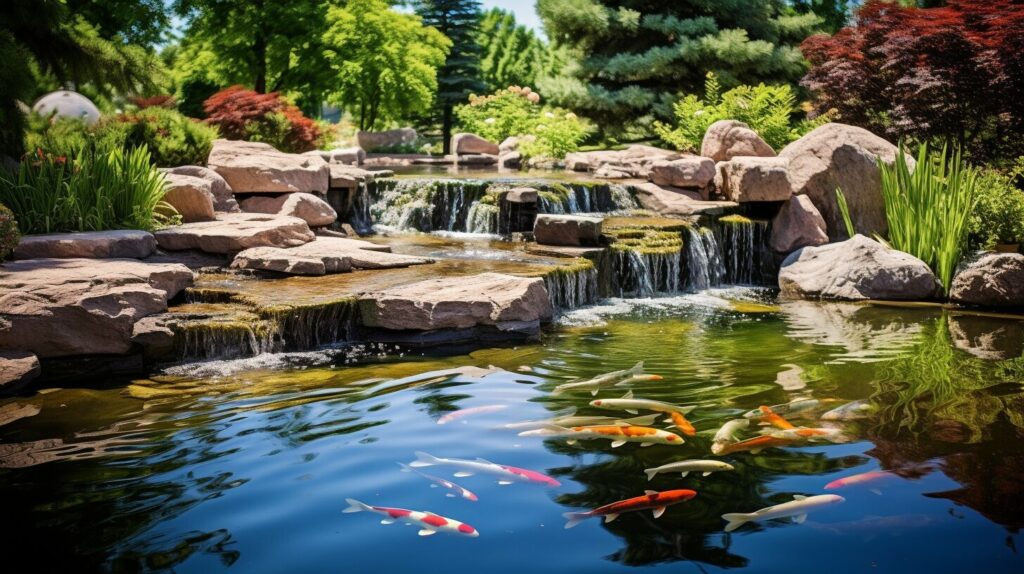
[{"left": 476, "top": 8, "right": 545, "bottom": 92}]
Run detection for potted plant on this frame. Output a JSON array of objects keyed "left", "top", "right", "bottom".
[{"left": 968, "top": 166, "right": 1024, "bottom": 254}]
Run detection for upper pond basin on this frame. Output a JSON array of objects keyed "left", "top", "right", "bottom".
[{"left": 1, "top": 290, "right": 1023, "bottom": 573}]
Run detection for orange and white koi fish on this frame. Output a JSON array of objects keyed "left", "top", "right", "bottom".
[
  {"left": 825, "top": 470, "right": 894, "bottom": 490},
  {"left": 564, "top": 489, "right": 697, "bottom": 528},
  {"left": 521, "top": 423, "right": 684, "bottom": 447},
  {"left": 715, "top": 434, "right": 794, "bottom": 455},
  {"left": 553, "top": 362, "right": 663, "bottom": 396},
  {"left": 722, "top": 494, "right": 844, "bottom": 532},
  {"left": 590, "top": 391, "right": 697, "bottom": 436},
  {"left": 409, "top": 451, "right": 560, "bottom": 487},
  {"left": 437, "top": 404, "right": 507, "bottom": 425},
  {"left": 711, "top": 419, "right": 749, "bottom": 455},
  {"left": 344, "top": 498, "right": 479, "bottom": 537},
  {"left": 756, "top": 406, "right": 796, "bottom": 430},
  {"left": 743, "top": 398, "right": 820, "bottom": 419},
  {"left": 764, "top": 427, "right": 849, "bottom": 443},
  {"left": 398, "top": 463, "right": 478, "bottom": 501}
]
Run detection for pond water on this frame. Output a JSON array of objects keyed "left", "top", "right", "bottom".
[{"left": 2, "top": 291, "right": 1023, "bottom": 573}]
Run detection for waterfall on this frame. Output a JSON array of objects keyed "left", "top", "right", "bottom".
[
  {"left": 685, "top": 227, "right": 725, "bottom": 291},
  {"left": 713, "top": 216, "right": 773, "bottom": 285},
  {"left": 350, "top": 182, "right": 374, "bottom": 235},
  {"left": 538, "top": 192, "right": 566, "bottom": 214},
  {"left": 177, "top": 319, "right": 279, "bottom": 361},
  {"left": 609, "top": 184, "right": 639, "bottom": 211},
  {"left": 544, "top": 259, "right": 600, "bottom": 312},
  {"left": 259, "top": 299, "right": 358, "bottom": 351},
  {"left": 612, "top": 249, "right": 683, "bottom": 296},
  {"left": 466, "top": 202, "right": 500, "bottom": 234},
  {"left": 364, "top": 179, "right": 489, "bottom": 233}
]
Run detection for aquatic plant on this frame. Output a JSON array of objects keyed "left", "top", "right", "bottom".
[{"left": 879, "top": 142, "right": 978, "bottom": 294}]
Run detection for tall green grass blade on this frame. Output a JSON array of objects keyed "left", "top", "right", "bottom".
[{"left": 835, "top": 187, "right": 856, "bottom": 238}]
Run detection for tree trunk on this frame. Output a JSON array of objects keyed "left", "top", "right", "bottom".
[
  {"left": 442, "top": 103, "right": 453, "bottom": 155},
  {"left": 254, "top": 31, "right": 267, "bottom": 93}
]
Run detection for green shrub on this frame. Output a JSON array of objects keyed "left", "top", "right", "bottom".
[
  {"left": 0, "top": 140, "right": 176, "bottom": 234},
  {"left": 968, "top": 159, "right": 1024, "bottom": 249},
  {"left": 0, "top": 203, "right": 20, "bottom": 260},
  {"left": 455, "top": 86, "right": 588, "bottom": 159},
  {"left": 114, "top": 107, "right": 218, "bottom": 166},
  {"left": 879, "top": 142, "right": 978, "bottom": 295},
  {"left": 654, "top": 72, "right": 831, "bottom": 152}
]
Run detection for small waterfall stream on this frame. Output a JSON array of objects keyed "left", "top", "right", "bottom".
[
  {"left": 713, "top": 217, "right": 774, "bottom": 285},
  {"left": 544, "top": 260, "right": 600, "bottom": 312},
  {"left": 685, "top": 227, "right": 726, "bottom": 291},
  {"left": 612, "top": 250, "right": 682, "bottom": 297}
]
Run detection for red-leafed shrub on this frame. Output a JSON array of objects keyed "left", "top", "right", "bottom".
[
  {"left": 130, "top": 95, "right": 176, "bottom": 109},
  {"left": 801, "top": 0, "right": 1024, "bottom": 161},
  {"left": 203, "top": 86, "right": 321, "bottom": 153}
]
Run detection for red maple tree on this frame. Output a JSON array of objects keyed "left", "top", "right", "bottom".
[
  {"left": 203, "top": 86, "right": 321, "bottom": 153},
  {"left": 801, "top": 0, "right": 1024, "bottom": 161}
]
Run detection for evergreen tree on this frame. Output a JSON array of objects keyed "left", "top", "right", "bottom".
[
  {"left": 790, "top": 0, "right": 852, "bottom": 33},
  {"left": 415, "top": 0, "right": 485, "bottom": 153},
  {"left": 477, "top": 8, "right": 545, "bottom": 92},
  {"left": 537, "top": 0, "right": 822, "bottom": 138}
]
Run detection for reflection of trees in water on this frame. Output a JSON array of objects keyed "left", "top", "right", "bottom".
[{"left": 109, "top": 528, "right": 240, "bottom": 571}]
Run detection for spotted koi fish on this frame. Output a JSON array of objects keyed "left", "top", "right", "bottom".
[
  {"left": 563, "top": 489, "right": 697, "bottom": 528},
  {"left": 343, "top": 499, "right": 479, "bottom": 537},
  {"left": 398, "top": 463, "right": 478, "bottom": 501},
  {"left": 521, "top": 423, "right": 684, "bottom": 447}
]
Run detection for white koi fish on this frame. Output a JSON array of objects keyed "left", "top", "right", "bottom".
[
  {"left": 437, "top": 404, "right": 507, "bottom": 425},
  {"left": 344, "top": 498, "right": 479, "bottom": 537},
  {"left": 711, "top": 418, "right": 749, "bottom": 455},
  {"left": 590, "top": 391, "right": 695, "bottom": 417},
  {"left": 408, "top": 451, "right": 560, "bottom": 486},
  {"left": 821, "top": 400, "right": 875, "bottom": 421},
  {"left": 552, "top": 362, "right": 663, "bottom": 396},
  {"left": 398, "top": 463, "right": 478, "bottom": 501},
  {"left": 722, "top": 494, "right": 845, "bottom": 532},
  {"left": 644, "top": 460, "right": 735, "bottom": 480},
  {"left": 503, "top": 412, "right": 660, "bottom": 430},
  {"left": 742, "top": 398, "right": 820, "bottom": 419}
]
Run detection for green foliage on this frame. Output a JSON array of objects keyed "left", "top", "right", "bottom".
[
  {"left": 0, "top": 203, "right": 20, "bottom": 260},
  {"left": 835, "top": 188, "right": 856, "bottom": 239},
  {"left": 455, "top": 87, "right": 588, "bottom": 159},
  {"left": 115, "top": 107, "right": 217, "bottom": 166},
  {"left": 66, "top": 0, "right": 170, "bottom": 47},
  {"left": 967, "top": 158, "right": 1024, "bottom": 249},
  {"left": 477, "top": 8, "right": 545, "bottom": 92},
  {"left": 879, "top": 143, "right": 978, "bottom": 295},
  {"left": 536, "top": 0, "right": 822, "bottom": 136},
  {"left": 654, "top": 72, "right": 829, "bottom": 152},
  {"left": 323, "top": 0, "right": 450, "bottom": 131},
  {"left": 0, "top": 139, "right": 175, "bottom": 234}
]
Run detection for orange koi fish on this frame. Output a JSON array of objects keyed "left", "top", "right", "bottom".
[
  {"left": 715, "top": 434, "right": 794, "bottom": 455},
  {"left": 669, "top": 411, "right": 697, "bottom": 437},
  {"left": 564, "top": 489, "right": 697, "bottom": 528},
  {"left": 766, "top": 427, "right": 848, "bottom": 443},
  {"left": 757, "top": 405, "right": 796, "bottom": 430}
]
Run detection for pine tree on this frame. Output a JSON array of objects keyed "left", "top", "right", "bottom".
[
  {"left": 537, "top": 0, "right": 822, "bottom": 138},
  {"left": 415, "top": 0, "right": 486, "bottom": 153},
  {"left": 477, "top": 8, "right": 545, "bottom": 92}
]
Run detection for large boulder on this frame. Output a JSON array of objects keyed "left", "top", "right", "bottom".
[
  {"left": 770, "top": 195, "right": 829, "bottom": 253},
  {"left": 12, "top": 230, "right": 156, "bottom": 260},
  {"left": 649, "top": 157, "right": 716, "bottom": 189},
  {"left": 564, "top": 145, "right": 683, "bottom": 177},
  {"left": 718, "top": 156, "right": 792, "bottom": 203},
  {"left": 779, "top": 234, "right": 938, "bottom": 301},
  {"left": 357, "top": 128, "right": 417, "bottom": 151},
  {"left": 0, "top": 258, "right": 193, "bottom": 357},
  {"left": 304, "top": 146, "right": 366, "bottom": 166},
  {"left": 207, "top": 139, "right": 329, "bottom": 194},
  {"left": 230, "top": 237, "right": 431, "bottom": 276},
  {"left": 949, "top": 253, "right": 1024, "bottom": 308},
  {"left": 701, "top": 120, "right": 775, "bottom": 162},
  {"left": 780, "top": 123, "right": 910, "bottom": 241},
  {"left": 534, "top": 214, "right": 603, "bottom": 247},
  {"left": 162, "top": 173, "right": 216, "bottom": 222},
  {"left": 0, "top": 351, "right": 40, "bottom": 393},
  {"left": 240, "top": 192, "right": 337, "bottom": 227},
  {"left": 359, "top": 272, "right": 552, "bottom": 331},
  {"left": 154, "top": 212, "right": 315, "bottom": 254},
  {"left": 452, "top": 133, "right": 499, "bottom": 156},
  {"left": 631, "top": 182, "right": 735, "bottom": 216},
  {"left": 165, "top": 165, "right": 240, "bottom": 212},
  {"left": 328, "top": 164, "right": 380, "bottom": 189}
]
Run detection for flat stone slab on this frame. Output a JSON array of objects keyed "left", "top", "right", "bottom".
[
  {"left": 230, "top": 237, "right": 432, "bottom": 276},
  {"left": 0, "top": 258, "right": 193, "bottom": 357},
  {"left": 207, "top": 139, "right": 329, "bottom": 194},
  {"left": 13, "top": 230, "right": 156, "bottom": 260},
  {"left": 240, "top": 193, "right": 337, "bottom": 227},
  {"left": 631, "top": 182, "right": 736, "bottom": 216},
  {"left": 359, "top": 272, "right": 552, "bottom": 331},
  {"left": 0, "top": 351, "right": 40, "bottom": 393},
  {"left": 154, "top": 213, "right": 315, "bottom": 254},
  {"left": 534, "top": 214, "right": 603, "bottom": 247}
]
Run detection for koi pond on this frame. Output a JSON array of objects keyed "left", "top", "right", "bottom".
[{"left": 2, "top": 290, "right": 1023, "bottom": 573}]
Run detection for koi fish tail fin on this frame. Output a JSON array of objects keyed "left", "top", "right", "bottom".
[
  {"left": 643, "top": 468, "right": 659, "bottom": 481},
  {"left": 563, "top": 512, "right": 590, "bottom": 529},
  {"left": 343, "top": 498, "right": 373, "bottom": 514},
  {"left": 409, "top": 451, "right": 441, "bottom": 468},
  {"left": 722, "top": 512, "right": 755, "bottom": 533}
]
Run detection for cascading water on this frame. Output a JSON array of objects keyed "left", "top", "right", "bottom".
[
  {"left": 713, "top": 216, "right": 774, "bottom": 285},
  {"left": 466, "top": 202, "right": 499, "bottom": 234},
  {"left": 544, "top": 261, "right": 601, "bottom": 313},
  {"left": 684, "top": 227, "right": 725, "bottom": 291}
]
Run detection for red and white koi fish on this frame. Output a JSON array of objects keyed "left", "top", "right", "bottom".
[
  {"left": 344, "top": 498, "right": 479, "bottom": 537},
  {"left": 722, "top": 494, "right": 844, "bottom": 532},
  {"left": 742, "top": 398, "right": 820, "bottom": 419},
  {"left": 521, "top": 423, "right": 684, "bottom": 447},
  {"left": 825, "top": 470, "right": 894, "bottom": 490},
  {"left": 563, "top": 489, "right": 697, "bottom": 528},
  {"left": 437, "top": 404, "right": 507, "bottom": 425},
  {"left": 409, "top": 451, "right": 560, "bottom": 487},
  {"left": 590, "top": 391, "right": 697, "bottom": 436},
  {"left": 398, "top": 463, "right": 478, "bottom": 501},
  {"left": 553, "top": 361, "right": 663, "bottom": 396}
]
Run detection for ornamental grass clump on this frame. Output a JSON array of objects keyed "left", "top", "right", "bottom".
[
  {"left": 879, "top": 142, "right": 978, "bottom": 294},
  {"left": 0, "top": 140, "right": 176, "bottom": 235}
]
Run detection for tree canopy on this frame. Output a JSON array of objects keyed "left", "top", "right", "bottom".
[
  {"left": 477, "top": 8, "right": 546, "bottom": 92},
  {"left": 537, "top": 0, "right": 822, "bottom": 137}
]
